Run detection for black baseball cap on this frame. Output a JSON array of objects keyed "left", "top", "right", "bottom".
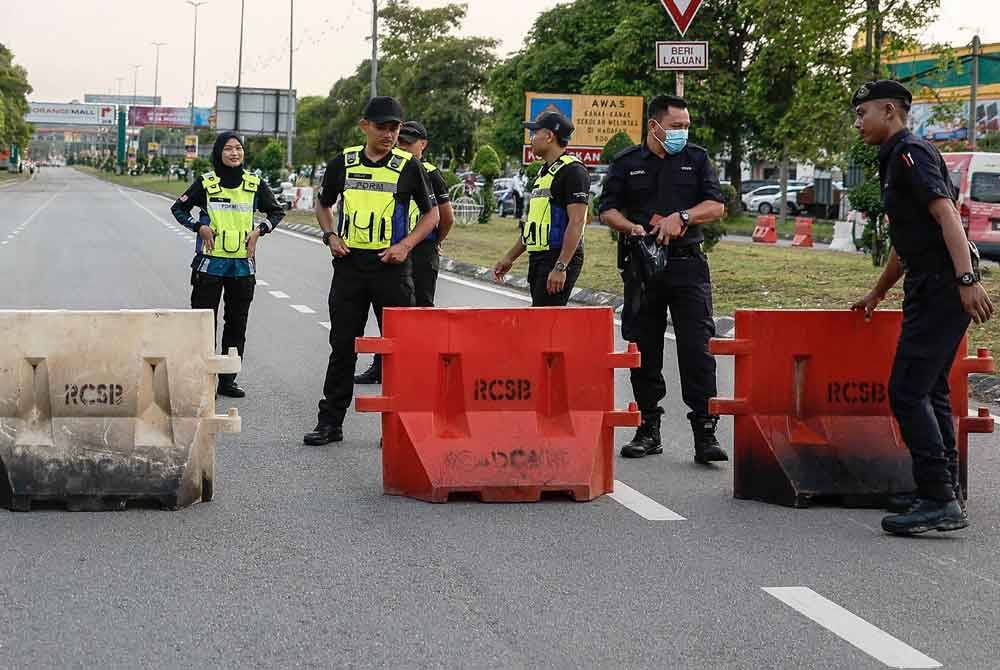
[
  {"left": 851, "top": 80, "right": 912, "bottom": 109},
  {"left": 523, "top": 110, "right": 574, "bottom": 142},
  {"left": 398, "top": 121, "right": 428, "bottom": 142},
  {"left": 362, "top": 96, "right": 404, "bottom": 123}
]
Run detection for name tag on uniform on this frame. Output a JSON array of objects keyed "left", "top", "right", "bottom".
[
  {"left": 681, "top": 166, "right": 694, "bottom": 171},
  {"left": 630, "top": 170, "right": 646, "bottom": 176}
]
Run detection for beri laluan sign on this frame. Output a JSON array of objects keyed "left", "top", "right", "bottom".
[{"left": 656, "top": 41, "right": 709, "bottom": 70}]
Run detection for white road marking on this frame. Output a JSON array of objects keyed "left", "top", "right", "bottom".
[
  {"left": 256, "top": 280, "right": 270, "bottom": 286},
  {"left": 268, "top": 290, "right": 289, "bottom": 299},
  {"left": 1, "top": 241, "right": 7, "bottom": 245},
  {"left": 13, "top": 189, "right": 62, "bottom": 230},
  {"left": 609, "top": 480, "right": 685, "bottom": 521},
  {"left": 319, "top": 321, "right": 331, "bottom": 330},
  {"left": 763, "top": 587, "right": 941, "bottom": 669},
  {"left": 290, "top": 304, "right": 316, "bottom": 314}
]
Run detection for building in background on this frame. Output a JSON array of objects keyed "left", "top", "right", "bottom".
[{"left": 888, "top": 41, "right": 1000, "bottom": 142}]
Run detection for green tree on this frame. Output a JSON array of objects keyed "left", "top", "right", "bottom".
[
  {"left": 249, "top": 139, "right": 285, "bottom": 183},
  {"left": 293, "top": 95, "right": 329, "bottom": 170},
  {"left": 0, "top": 43, "right": 33, "bottom": 151},
  {"left": 601, "top": 131, "right": 634, "bottom": 164},
  {"left": 472, "top": 144, "right": 501, "bottom": 223}
]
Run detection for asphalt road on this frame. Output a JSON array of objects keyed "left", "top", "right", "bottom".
[{"left": 1, "top": 168, "right": 998, "bottom": 669}]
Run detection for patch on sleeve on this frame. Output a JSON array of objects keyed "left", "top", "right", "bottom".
[{"left": 901, "top": 152, "right": 914, "bottom": 168}]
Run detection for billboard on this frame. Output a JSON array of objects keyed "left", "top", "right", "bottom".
[
  {"left": 523, "top": 92, "right": 644, "bottom": 166},
  {"left": 214, "top": 86, "right": 296, "bottom": 136},
  {"left": 85, "top": 94, "right": 161, "bottom": 106},
  {"left": 26, "top": 102, "right": 117, "bottom": 127},
  {"left": 184, "top": 135, "right": 199, "bottom": 165},
  {"left": 128, "top": 106, "right": 212, "bottom": 128}
]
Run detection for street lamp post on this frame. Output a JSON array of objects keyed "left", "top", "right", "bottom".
[
  {"left": 234, "top": 0, "right": 246, "bottom": 132},
  {"left": 186, "top": 1, "right": 208, "bottom": 133},
  {"left": 287, "top": 0, "right": 294, "bottom": 170},
  {"left": 151, "top": 42, "right": 167, "bottom": 144},
  {"left": 370, "top": 0, "right": 378, "bottom": 98}
]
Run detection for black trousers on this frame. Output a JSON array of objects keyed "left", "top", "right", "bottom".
[
  {"left": 527, "top": 248, "right": 584, "bottom": 307},
  {"left": 410, "top": 239, "right": 440, "bottom": 307},
  {"left": 513, "top": 191, "right": 524, "bottom": 219},
  {"left": 191, "top": 271, "right": 255, "bottom": 383},
  {"left": 888, "top": 271, "right": 970, "bottom": 501},
  {"left": 318, "top": 252, "right": 414, "bottom": 427},
  {"left": 629, "top": 250, "right": 717, "bottom": 419}
]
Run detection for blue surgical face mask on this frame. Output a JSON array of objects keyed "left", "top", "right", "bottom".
[{"left": 654, "top": 121, "right": 688, "bottom": 155}]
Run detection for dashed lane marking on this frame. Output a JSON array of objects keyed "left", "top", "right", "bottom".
[
  {"left": 763, "top": 587, "right": 941, "bottom": 669},
  {"left": 290, "top": 304, "right": 316, "bottom": 314},
  {"left": 609, "top": 480, "right": 685, "bottom": 521}
]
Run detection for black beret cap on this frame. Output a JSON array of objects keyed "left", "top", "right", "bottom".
[
  {"left": 523, "top": 110, "right": 575, "bottom": 142},
  {"left": 398, "top": 121, "right": 428, "bottom": 142},
  {"left": 852, "top": 80, "right": 912, "bottom": 108},
  {"left": 362, "top": 96, "right": 404, "bottom": 123}
]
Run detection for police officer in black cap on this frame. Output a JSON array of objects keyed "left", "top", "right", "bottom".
[
  {"left": 352, "top": 120, "right": 454, "bottom": 384},
  {"left": 493, "top": 110, "right": 589, "bottom": 305},
  {"left": 599, "top": 94, "right": 728, "bottom": 464},
  {"left": 850, "top": 79, "right": 994, "bottom": 535},
  {"left": 304, "top": 96, "right": 439, "bottom": 446}
]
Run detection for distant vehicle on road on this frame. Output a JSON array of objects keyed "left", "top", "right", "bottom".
[
  {"left": 743, "top": 184, "right": 808, "bottom": 215},
  {"left": 943, "top": 151, "right": 1000, "bottom": 260}
]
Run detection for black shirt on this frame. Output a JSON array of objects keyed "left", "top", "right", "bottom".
[
  {"left": 598, "top": 141, "right": 724, "bottom": 246},
  {"left": 427, "top": 166, "right": 450, "bottom": 205},
  {"left": 878, "top": 129, "right": 954, "bottom": 269},
  {"left": 318, "top": 148, "right": 434, "bottom": 214}
]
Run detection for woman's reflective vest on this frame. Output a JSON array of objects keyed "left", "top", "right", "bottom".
[
  {"left": 338, "top": 145, "right": 412, "bottom": 250},
  {"left": 407, "top": 160, "right": 439, "bottom": 242},
  {"left": 201, "top": 170, "right": 259, "bottom": 259},
  {"left": 521, "top": 154, "right": 583, "bottom": 253}
]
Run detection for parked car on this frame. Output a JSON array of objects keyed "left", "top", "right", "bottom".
[
  {"left": 743, "top": 184, "right": 807, "bottom": 215},
  {"left": 493, "top": 177, "right": 517, "bottom": 217},
  {"left": 740, "top": 179, "right": 778, "bottom": 194},
  {"left": 942, "top": 151, "right": 1000, "bottom": 260}
]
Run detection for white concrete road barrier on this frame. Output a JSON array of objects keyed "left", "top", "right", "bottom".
[{"left": 0, "top": 310, "right": 241, "bottom": 511}]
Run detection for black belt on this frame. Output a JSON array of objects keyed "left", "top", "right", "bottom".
[{"left": 666, "top": 243, "right": 703, "bottom": 258}]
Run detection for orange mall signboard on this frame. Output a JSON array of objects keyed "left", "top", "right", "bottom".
[{"left": 522, "top": 92, "right": 644, "bottom": 167}]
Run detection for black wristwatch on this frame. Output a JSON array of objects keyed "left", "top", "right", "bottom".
[
  {"left": 956, "top": 272, "right": 979, "bottom": 287},
  {"left": 322, "top": 231, "right": 337, "bottom": 245},
  {"left": 553, "top": 260, "right": 568, "bottom": 272},
  {"left": 679, "top": 210, "right": 691, "bottom": 226}
]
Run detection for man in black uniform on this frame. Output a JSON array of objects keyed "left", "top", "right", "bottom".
[
  {"left": 353, "top": 120, "right": 454, "bottom": 384},
  {"left": 304, "top": 96, "right": 439, "bottom": 446},
  {"left": 493, "top": 111, "right": 589, "bottom": 306},
  {"left": 599, "top": 95, "right": 728, "bottom": 464},
  {"left": 850, "top": 80, "right": 994, "bottom": 535}
]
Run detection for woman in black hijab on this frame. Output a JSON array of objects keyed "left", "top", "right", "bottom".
[{"left": 170, "top": 132, "right": 285, "bottom": 397}]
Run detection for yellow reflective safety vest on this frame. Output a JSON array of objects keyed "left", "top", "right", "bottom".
[
  {"left": 201, "top": 170, "right": 259, "bottom": 259},
  {"left": 521, "top": 154, "right": 584, "bottom": 253},
  {"left": 339, "top": 145, "right": 412, "bottom": 250},
  {"left": 407, "top": 160, "right": 439, "bottom": 241}
]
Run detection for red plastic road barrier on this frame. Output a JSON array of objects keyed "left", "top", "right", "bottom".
[
  {"left": 791, "top": 217, "right": 813, "bottom": 247},
  {"left": 752, "top": 215, "right": 777, "bottom": 244},
  {"left": 709, "top": 310, "right": 994, "bottom": 508},
  {"left": 355, "top": 307, "right": 641, "bottom": 503}
]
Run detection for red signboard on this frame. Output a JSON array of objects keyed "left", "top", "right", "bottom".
[
  {"left": 523, "top": 145, "right": 605, "bottom": 167},
  {"left": 659, "top": 0, "right": 705, "bottom": 36}
]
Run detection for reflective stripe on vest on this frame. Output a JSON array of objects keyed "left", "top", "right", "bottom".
[
  {"left": 407, "top": 160, "right": 439, "bottom": 241},
  {"left": 201, "top": 170, "right": 259, "bottom": 259},
  {"left": 521, "top": 154, "right": 583, "bottom": 252},
  {"left": 338, "top": 145, "right": 412, "bottom": 250}
]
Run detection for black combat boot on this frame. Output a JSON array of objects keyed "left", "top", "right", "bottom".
[
  {"left": 303, "top": 424, "right": 344, "bottom": 446},
  {"left": 217, "top": 374, "right": 246, "bottom": 398},
  {"left": 885, "top": 492, "right": 918, "bottom": 513},
  {"left": 353, "top": 355, "right": 382, "bottom": 384},
  {"left": 881, "top": 497, "right": 968, "bottom": 535},
  {"left": 689, "top": 412, "right": 728, "bottom": 465},
  {"left": 620, "top": 414, "right": 662, "bottom": 459}
]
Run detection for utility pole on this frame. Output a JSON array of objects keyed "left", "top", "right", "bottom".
[
  {"left": 116, "top": 77, "right": 124, "bottom": 99},
  {"left": 370, "top": 0, "right": 378, "bottom": 98},
  {"left": 287, "top": 0, "right": 294, "bottom": 170},
  {"left": 151, "top": 42, "right": 167, "bottom": 143},
  {"left": 234, "top": 0, "right": 246, "bottom": 132},
  {"left": 969, "top": 34, "right": 981, "bottom": 151},
  {"left": 131, "top": 65, "right": 141, "bottom": 108},
  {"left": 187, "top": 0, "right": 207, "bottom": 133}
]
